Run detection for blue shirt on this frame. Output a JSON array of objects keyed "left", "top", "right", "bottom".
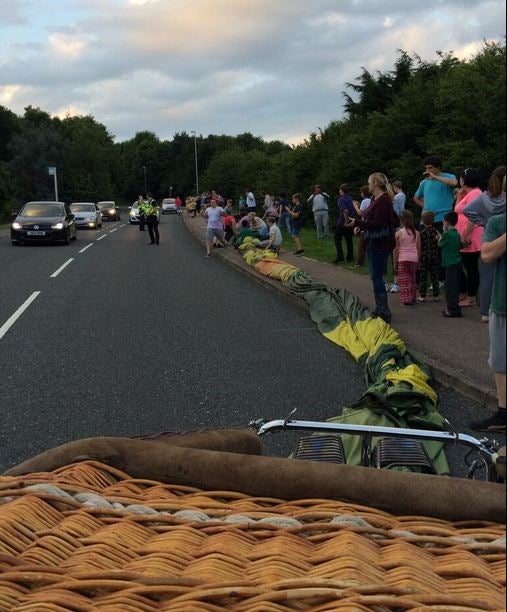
[
  {"left": 415, "top": 173, "right": 457, "bottom": 222},
  {"left": 393, "top": 192, "right": 406, "bottom": 217}
]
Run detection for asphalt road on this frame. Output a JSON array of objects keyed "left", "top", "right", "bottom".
[{"left": 0, "top": 215, "right": 503, "bottom": 478}]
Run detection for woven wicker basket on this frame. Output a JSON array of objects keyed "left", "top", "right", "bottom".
[{"left": 0, "top": 461, "right": 504, "bottom": 611}]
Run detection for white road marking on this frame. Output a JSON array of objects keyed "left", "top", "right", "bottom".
[
  {"left": 0, "top": 291, "right": 41, "bottom": 341},
  {"left": 97, "top": 234, "right": 107, "bottom": 241},
  {"left": 109, "top": 228, "right": 118, "bottom": 234},
  {"left": 120, "top": 224, "right": 127, "bottom": 228},
  {"left": 78, "top": 243, "right": 93, "bottom": 254},
  {"left": 50, "top": 258, "right": 74, "bottom": 278}
]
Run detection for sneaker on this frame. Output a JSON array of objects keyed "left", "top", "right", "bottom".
[
  {"left": 385, "top": 283, "right": 391, "bottom": 292},
  {"left": 390, "top": 284, "right": 399, "bottom": 294},
  {"left": 295, "top": 250, "right": 305, "bottom": 257},
  {"left": 470, "top": 412, "right": 506, "bottom": 433}
]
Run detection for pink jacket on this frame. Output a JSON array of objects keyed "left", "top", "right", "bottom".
[{"left": 456, "top": 188, "right": 483, "bottom": 253}]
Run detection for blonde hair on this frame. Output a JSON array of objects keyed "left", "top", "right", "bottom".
[{"left": 369, "top": 173, "right": 394, "bottom": 201}]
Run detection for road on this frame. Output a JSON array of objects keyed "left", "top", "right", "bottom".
[{"left": 0, "top": 215, "right": 503, "bottom": 477}]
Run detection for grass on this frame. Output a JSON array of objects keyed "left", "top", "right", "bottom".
[
  {"left": 0, "top": 224, "right": 9, "bottom": 230},
  {"left": 281, "top": 227, "right": 396, "bottom": 282}
]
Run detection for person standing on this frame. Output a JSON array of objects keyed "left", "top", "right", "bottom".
[
  {"left": 308, "top": 185, "right": 329, "bottom": 239},
  {"left": 334, "top": 183, "right": 356, "bottom": 263},
  {"left": 246, "top": 188, "right": 256, "bottom": 214},
  {"left": 418, "top": 211, "right": 441, "bottom": 302},
  {"left": 138, "top": 195, "right": 147, "bottom": 232},
  {"left": 289, "top": 193, "right": 305, "bottom": 256},
  {"left": 279, "top": 193, "right": 292, "bottom": 233},
  {"left": 353, "top": 185, "right": 372, "bottom": 267},
  {"left": 145, "top": 194, "right": 160, "bottom": 245},
  {"left": 349, "top": 173, "right": 396, "bottom": 323},
  {"left": 455, "top": 168, "right": 483, "bottom": 308},
  {"left": 394, "top": 210, "right": 420, "bottom": 306},
  {"left": 471, "top": 211, "right": 506, "bottom": 432},
  {"left": 393, "top": 181, "right": 406, "bottom": 218},
  {"left": 414, "top": 156, "right": 458, "bottom": 227},
  {"left": 439, "top": 212, "right": 463, "bottom": 318},
  {"left": 463, "top": 166, "right": 506, "bottom": 323},
  {"left": 204, "top": 199, "right": 226, "bottom": 257}
]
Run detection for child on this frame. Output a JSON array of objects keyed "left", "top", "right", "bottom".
[
  {"left": 289, "top": 193, "right": 305, "bottom": 256},
  {"left": 352, "top": 185, "right": 371, "bottom": 267},
  {"left": 394, "top": 210, "right": 420, "bottom": 306},
  {"left": 418, "top": 211, "right": 440, "bottom": 302},
  {"left": 439, "top": 211, "right": 463, "bottom": 318}
]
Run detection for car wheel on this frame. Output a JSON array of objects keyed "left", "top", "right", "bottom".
[
  {"left": 63, "top": 230, "right": 71, "bottom": 245},
  {"left": 11, "top": 240, "right": 19, "bottom": 246}
]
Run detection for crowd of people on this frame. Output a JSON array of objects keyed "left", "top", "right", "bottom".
[{"left": 186, "top": 156, "right": 505, "bottom": 433}]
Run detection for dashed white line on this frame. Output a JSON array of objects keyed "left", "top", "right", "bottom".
[
  {"left": 109, "top": 228, "right": 118, "bottom": 234},
  {"left": 120, "top": 224, "right": 127, "bottom": 228},
  {"left": 50, "top": 258, "right": 74, "bottom": 278},
  {"left": 78, "top": 243, "right": 93, "bottom": 254},
  {"left": 97, "top": 234, "right": 107, "bottom": 241},
  {"left": 0, "top": 292, "right": 41, "bottom": 341}
]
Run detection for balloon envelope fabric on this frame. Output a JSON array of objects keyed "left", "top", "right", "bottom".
[{"left": 242, "top": 250, "right": 449, "bottom": 474}]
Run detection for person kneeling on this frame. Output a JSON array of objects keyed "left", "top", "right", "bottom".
[{"left": 258, "top": 216, "right": 282, "bottom": 252}]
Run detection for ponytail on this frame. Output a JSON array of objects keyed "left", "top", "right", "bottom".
[{"left": 369, "top": 172, "right": 394, "bottom": 201}]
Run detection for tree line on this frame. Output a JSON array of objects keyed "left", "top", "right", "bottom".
[{"left": 0, "top": 41, "right": 504, "bottom": 222}]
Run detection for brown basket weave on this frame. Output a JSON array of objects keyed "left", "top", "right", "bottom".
[{"left": 0, "top": 461, "right": 504, "bottom": 611}]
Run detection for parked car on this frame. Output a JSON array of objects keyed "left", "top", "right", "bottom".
[
  {"left": 11, "top": 201, "right": 78, "bottom": 245},
  {"left": 70, "top": 202, "right": 102, "bottom": 229},
  {"left": 98, "top": 201, "right": 121, "bottom": 221},
  {"left": 161, "top": 198, "right": 178, "bottom": 214}
]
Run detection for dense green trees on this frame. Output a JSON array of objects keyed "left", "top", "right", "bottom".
[{"left": 0, "top": 42, "right": 504, "bottom": 222}]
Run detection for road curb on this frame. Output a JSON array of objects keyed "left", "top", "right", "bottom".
[{"left": 182, "top": 214, "right": 497, "bottom": 410}]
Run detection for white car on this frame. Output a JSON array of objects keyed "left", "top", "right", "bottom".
[
  {"left": 129, "top": 202, "right": 142, "bottom": 224},
  {"left": 70, "top": 203, "right": 102, "bottom": 229},
  {"left": 161, "top": 198, "right": 178, "bottom": 214}
]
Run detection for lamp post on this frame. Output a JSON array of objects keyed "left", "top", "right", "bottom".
[
  {"left": 191, "top": 131, "right": 199, "bottom": 197},
  {"left": 170, "top": 186, "right": 173, "bottom": 198},
  {"left": 142, "top": 166, "right": 148, "bottom": 195}
]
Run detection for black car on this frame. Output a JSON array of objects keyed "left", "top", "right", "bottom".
[
  {"left": 97, "top": 201, "right": 121, "bottom": 221},
  {"left": 11, "top": 201, "right": 78, "bottom": 245}
]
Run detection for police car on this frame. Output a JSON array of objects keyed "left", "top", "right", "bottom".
[{"left": 161, "top": 198, "right": 178, "bottom": 214}]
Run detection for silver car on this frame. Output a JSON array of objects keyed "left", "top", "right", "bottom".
[
  {"left": 70, "top": 203, "right": 102, "bottom": 229},
  {"left": 161, "top": 198, "right": 178, "bottom": 214}
]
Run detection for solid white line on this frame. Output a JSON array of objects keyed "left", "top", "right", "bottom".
[
  {"left": 109, "top": 228, "right": 118, "bottom": 234},
  {"left": 78, "top": 243, "right": 93, "bottom": 254},
  {"left": 0, "top": 291, "right": 41, "bottom": 341},
  {"left": 96, "top": 234, "right": 107, "bottom": 241},
  {"left": 50, "top": 258, "right": 74, "bottom": 278}
]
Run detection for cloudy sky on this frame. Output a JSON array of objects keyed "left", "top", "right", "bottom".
[{"left": 0, "top": 0, "right": 505, "bottom": 144}]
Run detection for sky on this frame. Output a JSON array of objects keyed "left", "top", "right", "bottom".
[{"left": 0, "top": 0, "right": 505, "bottom": 144}]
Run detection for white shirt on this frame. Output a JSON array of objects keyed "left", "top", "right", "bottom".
[
  {"left": 269, "top": 224, "right": 283, "bottom": 247},
  {"left": 247, "top": 192, "right": 256, "bottom": 209}
]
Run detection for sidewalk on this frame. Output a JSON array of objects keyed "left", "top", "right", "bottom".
[{"left": 183, "top": 214, "right": 497, "bottom": 409}]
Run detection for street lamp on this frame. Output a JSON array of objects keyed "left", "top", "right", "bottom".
[
  {"left": 191, "top": 131, "right": 199, "bottom": 197},
  {"left": 170, "top": 185, "right": 173, "bottom": 197},
  {"left": 142, "top": 166, "right": 148, "bottom": 195}
]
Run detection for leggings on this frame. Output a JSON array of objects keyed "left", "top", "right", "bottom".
[
  {"left": 460, "top": 251, "right": 480, "bottom": 298},
  {"left": 398, "top": 261, "right": 418, "bottom": 305}
]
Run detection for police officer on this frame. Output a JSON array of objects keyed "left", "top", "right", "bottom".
[
  {"left": 145, "top": 193, "right": 160, "bottom": 245},
  {"left": 138, "top": 196, "right": 148, "bottom": 232}
]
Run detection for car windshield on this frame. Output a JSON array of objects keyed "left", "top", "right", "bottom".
[
  {"left": 21, "top": 204, "right": 64, "bottom": 217},
  {"left": 71, "top": 204, "right": 95, "bottom": 212},
  {"left": 99, "top": 203, "right": 115, "bottom": 209}
]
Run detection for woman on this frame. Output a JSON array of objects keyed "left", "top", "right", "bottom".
[
  {"left": 455, "top": 168, "right": 483, "bottom": 309},
  {"left": 349, "top": 173, "right": 396, "bottom": 323},
  {"left": 463, "top": 166, "right": 506, "bottom": 322}
]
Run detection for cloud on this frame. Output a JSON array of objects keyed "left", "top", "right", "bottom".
[{"left": 0, "top": 0, "right": 505, "bottom": 143}]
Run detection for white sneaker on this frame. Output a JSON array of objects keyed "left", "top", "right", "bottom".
[
  {"left": 390, "top": 284, "right": 399, "bottom": 293},
  {"left": 385, "top": 283, "right": 391, "bottom": 292}
]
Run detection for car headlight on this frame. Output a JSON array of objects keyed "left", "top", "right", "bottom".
[
  {"left": 109, "top": 209, "right": 115, "bottom": 214},
  {"left": 12, "top": 222, "right": 22, "bottom": 230},
  {"left": 52, "top": 222, "right": 64, "bottom": 230}
]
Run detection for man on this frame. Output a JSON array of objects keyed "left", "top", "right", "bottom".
[
  {"left": 137, "top": 195, "right": 147, "bottom": 232},
  {"left": 334, "top": 183, "right": 355, "bottom": 263},
  {"left": 471, "top": 212, "right": 506, "bottom": 432},
  {"left": 246, "top": 188, "right": 256, "bottom": 214},
  {"left": 414, "top": 156, "right": 458, "bottom": 230},
  {"left": 145, "top": 194, "right": 160, "bottom": 245},
  {"left": 308, "top": 185, "right": 330, "bottom": 239},
  {"left": 414, "top": 156, "right": 458, "bottom": 282}
]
